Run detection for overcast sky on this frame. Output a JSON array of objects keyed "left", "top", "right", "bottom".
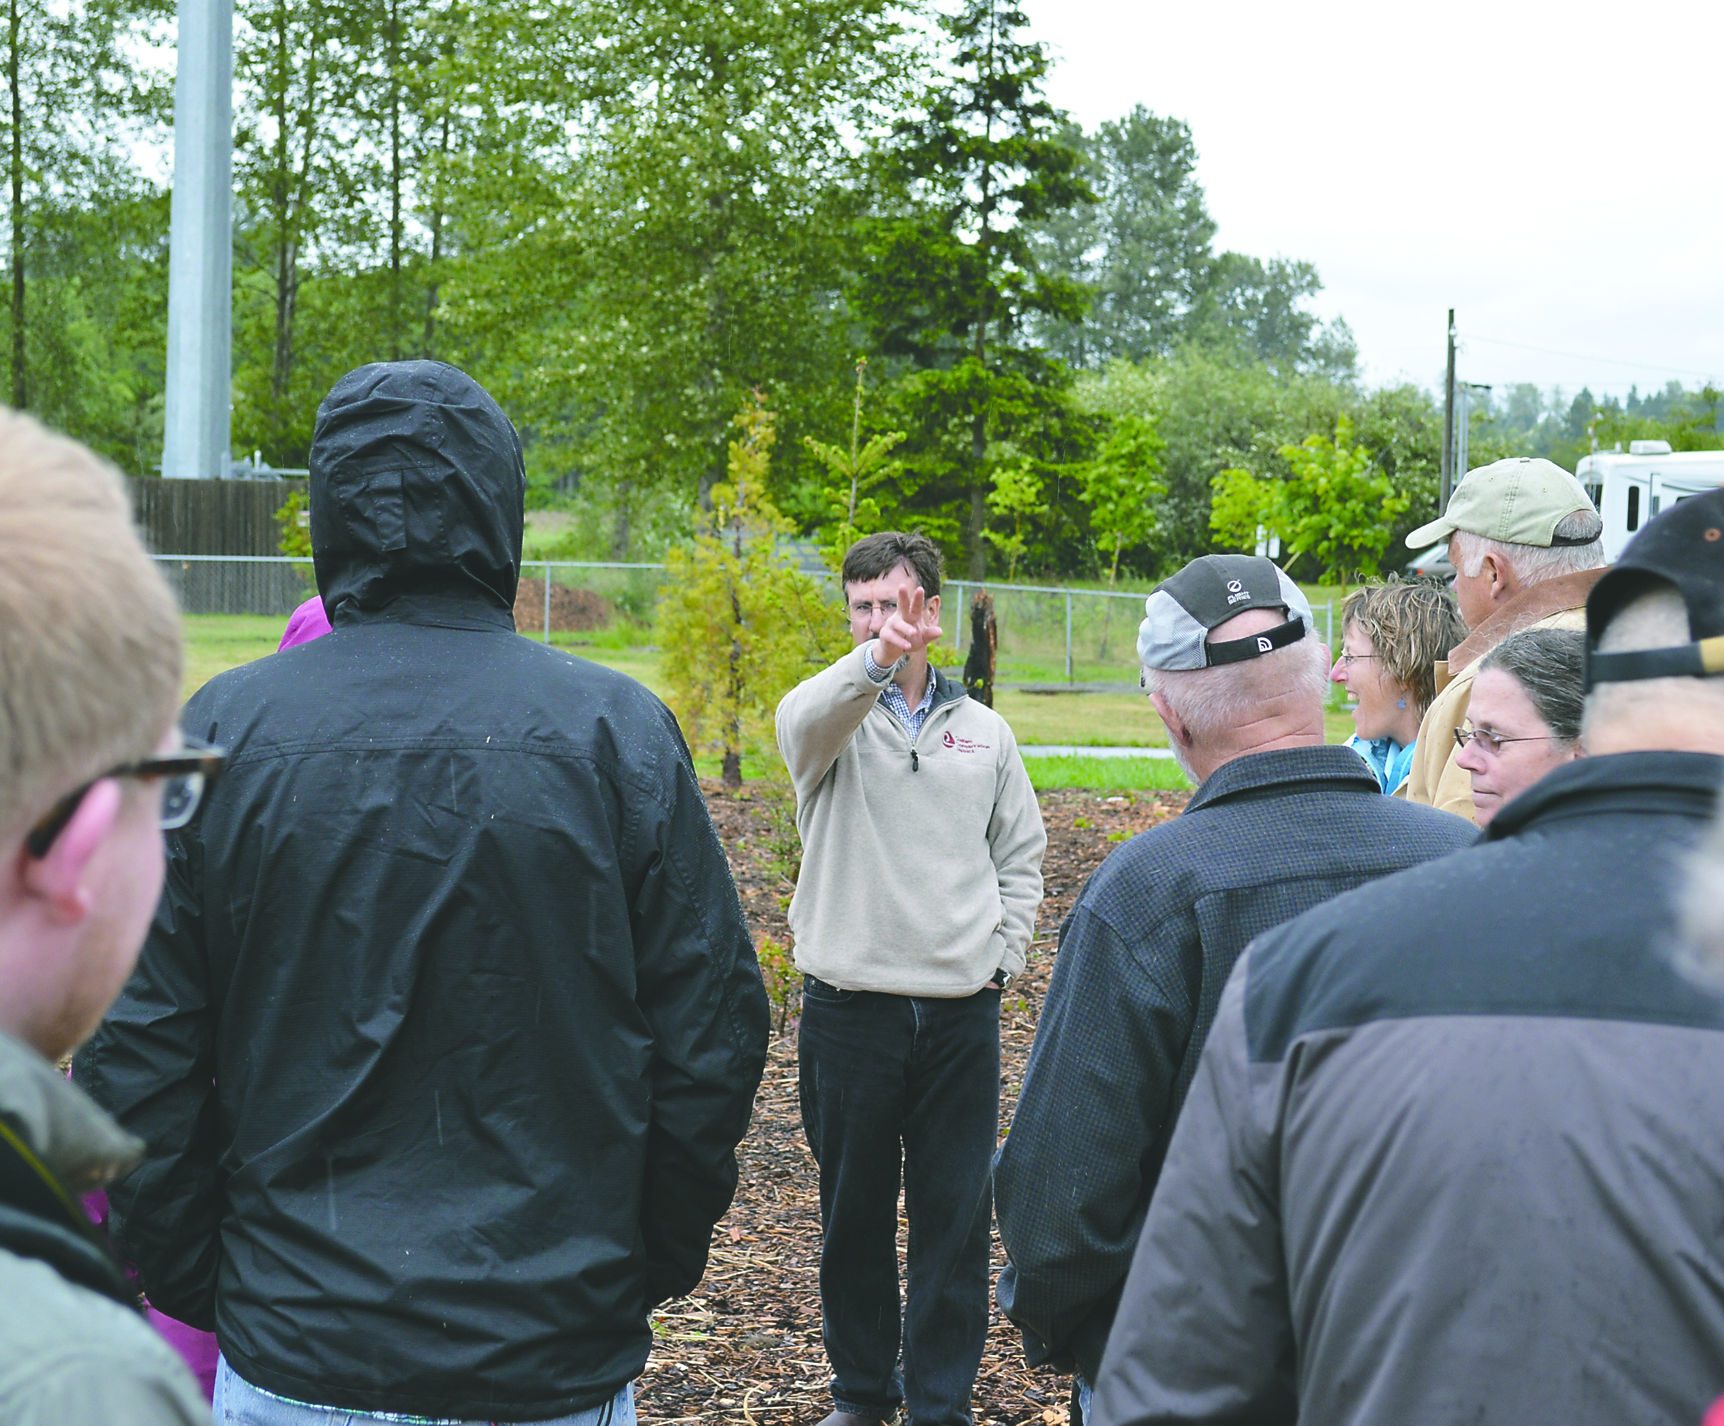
[{"left": 1018, "top": 0, "right": 1724, "bottom": 406}]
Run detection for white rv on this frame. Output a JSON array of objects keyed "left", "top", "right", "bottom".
[{"left": 1575, "top": 441, "right": 1724, "bottom": 562}]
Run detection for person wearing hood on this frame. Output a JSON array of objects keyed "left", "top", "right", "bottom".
[{"left": 75, "top": 362, "right": 770, "bottom": 1425}]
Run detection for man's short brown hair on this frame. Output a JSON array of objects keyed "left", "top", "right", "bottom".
[
  {"left": 1342, "top": 577, "right": 1467, "bottom": 716},
  {"left": 841, "top": 531, "right": 942, "bottom": 600},
  {"left": 0, "top": 412, "right": 182, "bottom": 840}
]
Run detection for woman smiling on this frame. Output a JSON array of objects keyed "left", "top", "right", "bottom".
[{"left": 1331, "top": 579, "right": 1467, "bottom": 796}]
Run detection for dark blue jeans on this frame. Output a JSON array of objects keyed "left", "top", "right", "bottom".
[{"left": 798, "top": 977, "right": 1000, "bottom": 1426}]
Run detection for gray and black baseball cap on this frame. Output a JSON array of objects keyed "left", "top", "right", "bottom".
[{"left": 1137, "top": 554, "right": 1314, "bottom": 671}]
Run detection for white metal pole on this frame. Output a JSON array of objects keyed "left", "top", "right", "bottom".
[
  {"left": 543, "top": 561, "right": 551, "bottom": 642},
  {"left": 161, "top": 0, "right": 233, "bottom": 480},
  {"left": 1065, "top": 593, "right": 1073, "bottom": 682}
]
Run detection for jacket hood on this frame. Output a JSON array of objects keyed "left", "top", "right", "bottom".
[{"left": 310, "top": 361, "right": 525, "bottom": 620}]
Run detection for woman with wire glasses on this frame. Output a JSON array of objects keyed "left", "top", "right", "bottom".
[
  {"left": 1330, "top": 579, "right": 1467, "bottom": 796},
  {"left": 1453, "top": 627, "right": 1586, "bottom": 826}
]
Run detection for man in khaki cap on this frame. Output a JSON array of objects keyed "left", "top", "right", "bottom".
[{"left": 1403, "top": 457, "right": 1607, "bottom": 820}]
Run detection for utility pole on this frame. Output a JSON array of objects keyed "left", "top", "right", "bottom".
[
  {"left": 1440, "top": 308, "right": 1457, "bottom": 512},
  {"left": 161, "top": 0, "right": 233, "bottom": 479}
]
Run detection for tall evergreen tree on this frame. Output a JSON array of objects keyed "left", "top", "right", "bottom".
[{"left": 855, "top": 0, "right": 1090, "bottom": 578}]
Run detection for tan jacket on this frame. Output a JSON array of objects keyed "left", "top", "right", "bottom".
[
  {"left": 1405, "top": 568, "right": 1606, "bottom": 821},
  {"left": 775, "top": 644, "right": 1045, "bottom": 996},
  {"left": 0, "top": 1031, "right": 209, "bottom": 1426}
]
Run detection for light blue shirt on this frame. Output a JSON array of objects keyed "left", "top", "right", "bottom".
[{"left": 1345, "top": 733, "right": 1417, "bottom": 796}]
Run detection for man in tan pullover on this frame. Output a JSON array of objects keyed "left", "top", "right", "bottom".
[
  {"left": 777, "top": 532, "right": 1044, "bottom": 1426},
  {"left": 1404, "top": 458, "right": 1608, "bottom": 821}
]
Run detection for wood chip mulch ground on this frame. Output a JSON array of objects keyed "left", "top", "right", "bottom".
[{"left": 633, "top": 782, "right": 1189, "bottom": 1426}]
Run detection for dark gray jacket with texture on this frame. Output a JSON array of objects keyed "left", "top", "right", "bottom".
[{"left": 1092, "top": 751, "right": 1724, "bottom": 1426}]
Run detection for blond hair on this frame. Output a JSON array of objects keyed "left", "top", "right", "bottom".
[
  {"left": 1342, "top": 577, "right": 1467, "bottom": 716},
  {"left": 0, "top": 411, "right": 182, "bottom": 840}
]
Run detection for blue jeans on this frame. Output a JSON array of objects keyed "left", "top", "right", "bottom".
[
  {"left": 212, "top": 1357, "right": 635, "bottom": 1426},
  {"left": 798, "top": 978, "right": 1000, "bottom": 1426}
]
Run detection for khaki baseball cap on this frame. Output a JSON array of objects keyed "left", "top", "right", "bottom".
[{"left": 1405, "top": 457, "right": 1598, "bottom": 549}]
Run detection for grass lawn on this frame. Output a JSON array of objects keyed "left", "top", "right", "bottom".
[
  {"left": 182, "top": 615, "right": 291, "bottom": 702},
  {"left": 994, "top": 689, "right": 1169, "bottom": 747},
  {"left": 1020, "top": 756, "right": 1190, "bottom": 792}
]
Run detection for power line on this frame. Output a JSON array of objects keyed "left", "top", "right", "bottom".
[{"left": 1462, "top": 333, "right": 1720, "bottom": 384}]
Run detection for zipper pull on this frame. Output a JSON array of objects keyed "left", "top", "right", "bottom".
[{"left": 911, "top": 748, "right": 919, "bottom": 772}]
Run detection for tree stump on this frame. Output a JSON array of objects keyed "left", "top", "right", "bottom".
[{"left": 962, "top": 591, "right": 997, "bottom": 708}]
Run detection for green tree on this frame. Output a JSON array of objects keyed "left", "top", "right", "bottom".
[
  {"left": 1188, "top": 253, "right": 1356, "bottom": 379},
  {"left": 1210, "top": 414, "right": 1409, "bottom": 584},
  {"left": 448, "top": 0, "right": 918, "bottom": 553},
  {"left": 806, "top": 358, "right": 905, "bottom": 574},
  {"left": 657, "top": 396, "right": 848, "bottom": 787},
  {"left": 1078, "top": 413, "right": 1165, "bottom": 587},
  {"left": 983, "top": 458, "right": 1043, "bottom": 580},
  {"left": 855, "top": 0, "right": 1091, "bottom": 579},
  {"left": 0, "top": 0, "right": 165, "bottom": 412},
  {"left": 1028, "top": 107, "right": 1216, "bottom": 367}
]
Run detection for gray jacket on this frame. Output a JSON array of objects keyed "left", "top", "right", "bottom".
[
  {"left": 1093, "top": 752, "right": 1724, "bottom": 1426},
  {"left": 0, "top": 1031, "right": 208, "bottom": 1425}
]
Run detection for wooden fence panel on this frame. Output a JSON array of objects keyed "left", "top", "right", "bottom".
[
  {"left": 127, "top": 478, "right": 310, "bottom": 615},
  {"left": 126, "top": 477, "right": 300, "bottom": 556}
]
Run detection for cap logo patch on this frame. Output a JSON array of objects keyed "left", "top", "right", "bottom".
[
  {"left": 1226, "top": 578, "right": 1249, "bottom": 605},
  {"left": 1256, "top": 636, "right": 1273, "bottom": 653}
]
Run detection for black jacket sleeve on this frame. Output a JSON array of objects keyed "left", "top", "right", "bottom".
[
  {"left": 71, "top": 819, "right": 223, "bottom": 1330},
  {"left": 626, "top": 743, "right": 770, "bottom": 1305},
  {"left": 994, "top": 899, "right": 1193, "bottom": 1382}
]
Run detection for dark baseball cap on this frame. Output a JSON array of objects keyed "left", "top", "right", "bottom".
[
  {"left": 1137, "top": 554, "right": 1314, "bottom": 672},
  {"left": 1585, "top": 486, "right": 1724, "bottom": 690}
]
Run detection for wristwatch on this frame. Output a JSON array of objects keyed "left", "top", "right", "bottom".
[{"left": 990, "top": 967, "right": 1015, "bottom": 992}]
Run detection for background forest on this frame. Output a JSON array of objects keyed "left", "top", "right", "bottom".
[{"left": 9, "top": 0, "right": 1722, "bottom": 583}]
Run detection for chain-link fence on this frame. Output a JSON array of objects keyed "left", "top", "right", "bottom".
[
  {"left": 156, "top": 556, "right": 1336, "bottom": 686},
  {"left": 154, "top": 555, "right": 316, "bottom": 615},
  {"left": 945, "top": 579, "right": 1336, "bottom": 686}
]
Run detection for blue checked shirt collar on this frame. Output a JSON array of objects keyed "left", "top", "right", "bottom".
[{"left": 863, "top": 645, "right": 940, "bottom": 739}]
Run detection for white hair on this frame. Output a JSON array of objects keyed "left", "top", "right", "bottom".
[
  {"left": 1142, "top": 631, "right": 1330, "bottom": 749},
  {"left": 1582, "top": 586, "right": 1724, "bottom": 744},
  {"left": 1452, "top": 509, "right": 1606, "bottom": 585}
]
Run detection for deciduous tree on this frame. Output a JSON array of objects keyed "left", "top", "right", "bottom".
[
  {"left": 657, "top": 396, "right": 848, "bottom": 786},
  {"left": 1210, "top": 414, "right": 1408, "bottom": 584}
]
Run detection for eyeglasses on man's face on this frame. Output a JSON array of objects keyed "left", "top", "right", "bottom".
[
  {"left": 1452, "top": 724, "right": 1561, "bottom": 757},
  {"left": 848, "top": 599, "right": 900, "bottom": 622},
  {"left": 25, "top": 734, "right": 228, "bottom": 859}
]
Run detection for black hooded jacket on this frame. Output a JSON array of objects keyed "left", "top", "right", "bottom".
[{"left": 74, "top": 362, "right": 770, "bottom": 1420}]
